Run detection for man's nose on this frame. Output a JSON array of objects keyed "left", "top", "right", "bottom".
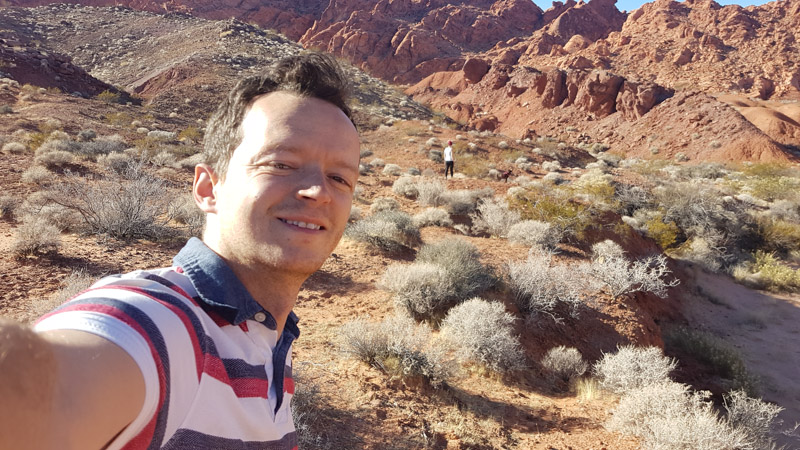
[{"left": 296, "top": 171, "right": 332, "bottom": 204}]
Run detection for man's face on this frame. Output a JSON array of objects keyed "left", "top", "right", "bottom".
[{"left": 208, "top": 91, "right": 360, "bottom": 277}]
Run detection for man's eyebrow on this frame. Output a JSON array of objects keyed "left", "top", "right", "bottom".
[{"left": 255, "top": 145, "right": 358, "bottom": 171}]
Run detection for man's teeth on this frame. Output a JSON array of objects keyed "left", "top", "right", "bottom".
[{"left": 284, "top": 219, "right": 321, "bottom": 230}]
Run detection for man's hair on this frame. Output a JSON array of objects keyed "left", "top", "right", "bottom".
[{"left": 203, "top": 52, "right": 354, "bottom": 178}]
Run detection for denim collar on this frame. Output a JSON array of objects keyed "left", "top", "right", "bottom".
[{"left": 173, "top": 237, "right": 299, "bottom": 337}]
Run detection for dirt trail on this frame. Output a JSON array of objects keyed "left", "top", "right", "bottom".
[{"left": 687, "top": 271, "right": 800, "bottom": 447}]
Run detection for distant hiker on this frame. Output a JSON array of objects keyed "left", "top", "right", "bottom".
[
  {"left": 500, "top": 169, "right": 513, "bottom": 182},
  {"left": 0, "top": 52, "right": 359, "bottom": 450},
  {"left": 444, "top": 140, "right": 454, "bottom": 178}
]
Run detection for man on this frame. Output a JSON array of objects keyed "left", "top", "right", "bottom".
[
  {"left": 0, "top": 52, "right": 360, "bottom": 449},
  {"left": 443, "top": 140, "right": 454, "bottom": 179}
]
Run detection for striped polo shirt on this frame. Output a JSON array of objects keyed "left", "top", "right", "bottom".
[{"left": 35, "top": 237, "right": 300, "bottom": 449}]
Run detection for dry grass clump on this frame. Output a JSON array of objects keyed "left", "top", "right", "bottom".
[
  {"left": 439, "top": 188, "right": 493, "bottom": 215},
  {"left": 382, "top": 163, "right": 402, "bottom": 176},
  {"left": 339, "top": 315, "right": 452, "bottom": 388},
  {"left": 508, "top": 184, "right": 593, "bottom": 241},
  {"left": 541, "top": 346, "right": 588, "bottom": 384},
  {"left": 506, "top": 247, "right": 593, "bottom": 319},
  {"left": 724, "top": 389, "right": 785, "bottom": 449},
  {"left": 440, "top": 298, "right": 526, "bottom": 374},
  {"left": 97, "top": 152, "right": 136, "bottom": 174},
  {"left": 416, "top": 177, "right": 445, "bottom": 207},
  {"left": 593, "top": 345, "right": 676, "bottom": 394},
  {"left": 77, "top": 138, "right": 128, "bottom": 161},
  {"left": 381, "top": 238, "right": 493, "bottom": 323},
  {"left": 345, "top": 210, "right": 420, "bottom": 252},
  {"left": 12, "top": 214, "right": 61, "bottom": 258}
]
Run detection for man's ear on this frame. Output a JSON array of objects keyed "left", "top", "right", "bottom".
[{"left": 193, "top": 164, "right": 219, "bottom": 214}]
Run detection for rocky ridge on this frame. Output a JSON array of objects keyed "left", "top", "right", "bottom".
[{"left": 0, "top": 4, "right": 432, "bottom": 126}]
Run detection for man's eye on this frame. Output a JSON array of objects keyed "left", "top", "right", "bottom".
[
  {"left": 330, "top": 175, "right": 351, "bottom": 187},
  {"left": 271, "top": 162, "right": 291, "bottom": 170}
]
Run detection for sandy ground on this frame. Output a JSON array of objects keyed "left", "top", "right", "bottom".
[{"left": 686, "top": 270, "right": 800, "bottom": 448}]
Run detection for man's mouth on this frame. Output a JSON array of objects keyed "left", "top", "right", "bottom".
[{"left": 280, "top": 218, "right": 323, "bottom": 230}]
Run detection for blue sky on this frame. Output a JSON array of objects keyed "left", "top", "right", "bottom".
[{"left": 530, "top": 0, "right": 775, "bottom": 13}]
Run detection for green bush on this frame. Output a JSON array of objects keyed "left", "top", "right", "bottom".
[
  {"left": 644, "top": 213, "right": 680, "bottom": 249},
  {"left": 96, "top": 90, "right": 122, "bottom": 104},
  {"left": 508, "top": 185, "right": 593, "bottom": 240}
]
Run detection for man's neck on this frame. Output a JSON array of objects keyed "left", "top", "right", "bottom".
[{"left": 234, "top": 264, "right": 302, "bottom": 337}]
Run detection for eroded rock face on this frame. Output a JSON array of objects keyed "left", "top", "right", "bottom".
[{"left": 616, "top": 80, "right": 673, "bottom": 121}]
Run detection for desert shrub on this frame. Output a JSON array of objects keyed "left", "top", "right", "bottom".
[
  {"left": 20, "top": 166, "right": 53, "bottom": 185},
  {"left": 615, "top": 183, "right": 652, "bottom": 216},
  {"left": 97, "top": 152, "right": 135, "bottom": 174},
  {"left": 178, "top": 126, "right": 203, "bottom": 143},
  {"left": 747, "top": 250, "right": 800, "bottom": 292},
  {"left": 147, "top": 130, "right": 177, "bottom": 141},
  {"left": 392, "top": 176, "right": 418, "bottom": 198},
  {"left": 368, "top": 157, "right": 385, "bottom": 168},
  {"left": 593, "top": 345, "right": 677, "bottom": 394},
  {"left": 78, "top": 138, "right": 128, "bottom": 160},
  {"left": 416, "top": 238, "right": 494, "bottom": 300},
  {"left": 572, "top": 171, "right": 617, "bottom": 210},
  {"left": 359, "top": 148, "right": 373, "bottom": 158},
  {"left": 671, "top": 230, "right": 729, "bottom": 272},
  {"left": 96, "top": 90, "right": 121, "bottom": 104},
  {"left": 339, "top": 315, "right": 452, "bottom": 388},
  {"left": 291, "top": 367, "right": 334, "bottom": 450},
  {"left": 35, "top": 138, "right": 81, "bottom": 156},
  {"left": 345, "top": 210, "right": 420, "bottom": 252},
  {"left": 76, "top": 129, "right": 97, "bottom": 142},
  {"left": 104, "top": 111, "right": 132, "bottom": 127},
  {"left": 747, "top": 175, "right": 800, "bottom": 202},
  {"left": 541, "top": 346, "right": 587, "bottom": 383},
  {"left": 382, "top": 238, "right": 493, "bottom": 323},
  {"left": 644, "top": 212, "right": 680, "bottom": 249},
  {"left": 45, "top": 165, "right": 174, "bottom": 240},
  {"left": 664, "top": 327, "right": 759, "bottom": 396},
  {"left": 416, "top": 178, "right": 445, "bottom": 206},
  {"left": 150, "top": 151, "right": 178, "bottom": 167},
  {"left": 12, "top": 214, "right": 61, "bottom": 258},
  {"left": 607, "top": 381, "right": 750, "bottom": 450},
  {"left": 428, "top": 149, "right": 443, "bottom": 162},
  {"left": 589, "top": 241, "right": 677, "bottom": 298},
  {"left": 168, "top": 195, "right": 205, "bottom": 237},
  {"left": 508, "top": 185, "right": 593, "bottom": 240},
  {"left": 439, "top": 188, "right": 492, "bottom": 215},
  {"left": 0, "top": 195, "right": 16, "bottom": 218},
  {"left": 34, "top": 150, "right": 75, "bottom": 169},
  {"left": 440, "top": 298, "right": 526, "bottom": 373},
  {"left": 507, "top": 220, "right": 561, "bottom": 248},
  {"left": 542, "top": 160, "right": 561, "bottom": 172},
  {"left": 507, "top": 247, "right": 593, "bottom": 318},
  {"left": 755, "top": 216, "right": 800, "bottom": 254},
  {"left": 412, "top": 208, "right": 452, "bottom": 228},
  {"left": 654, "top": 181, "right": 742, "bottom": 243},
  {"left": 724, "top": 390, "right": 784, "bottom": 449},
  {"left": 369, "top": 197, "right": 399, "bottom": 213},
  {"left": 2, "top": 142, "right": 26, "bottom": 154},
  {"left": 382, "top": 164, "right": 402, "bottom": 176},
  {"left": 0, "top": 104, "right": 12, "bottom": 114},
  {"left": 470, "top": 197, "right": 520, "bottom": 237}
]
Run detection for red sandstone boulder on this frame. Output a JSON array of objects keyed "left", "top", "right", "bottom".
[{"left": 463, "top": 58, "right": 490, "bottom": 84}]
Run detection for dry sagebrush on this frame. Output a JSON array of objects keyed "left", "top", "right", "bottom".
[
  {"left": 440, "top": 298, "right": 526, "bottom": 374},
  {"left": 593, "top": 345, "right": 677, "bottom": 394}
]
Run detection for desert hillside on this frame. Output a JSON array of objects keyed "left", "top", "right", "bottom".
[{"left": 1, "top": 3, "right": 800, "bottom": 449}]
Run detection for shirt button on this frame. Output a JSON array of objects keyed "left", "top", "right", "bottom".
[{"left": 254, "top": 312, "right": 267, "bottom": 322}]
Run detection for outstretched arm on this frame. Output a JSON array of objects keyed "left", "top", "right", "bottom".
[{"left": 0, "top": 318, "right": 145, "bottom": 450}]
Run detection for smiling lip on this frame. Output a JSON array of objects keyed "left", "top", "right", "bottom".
[{"left": 279, "top": 218, "right": 325, "bottom": 230}]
